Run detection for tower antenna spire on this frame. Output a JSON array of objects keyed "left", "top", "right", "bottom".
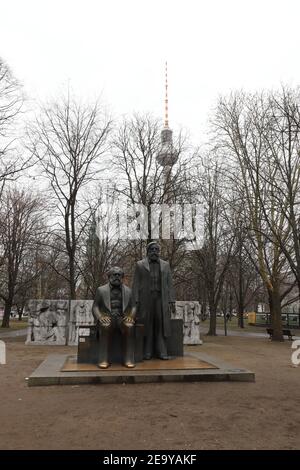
[
  {"left": 157, "top": 60, "right": 178, "bottom": 170},
  {"left": 164, "top": 61, "right": 169, "bottom": 128}
]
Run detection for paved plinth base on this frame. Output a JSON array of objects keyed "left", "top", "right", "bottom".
[{"left": 27, "top": 352, "right": 255, "bottom": 386}]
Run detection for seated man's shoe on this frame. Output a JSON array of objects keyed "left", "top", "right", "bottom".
[
  {"left": 143, "top": 354, "right": 152, "bottom": 360},
  {"left": 98, "top": 361, "right": 110, "bottom": 369},
  {"left": 124, "top": 361, "right": 136, "bottom": 368}
]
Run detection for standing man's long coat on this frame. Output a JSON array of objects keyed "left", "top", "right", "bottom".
[{"left": 132, "top": 258, "right": 176, "bottom": 337}]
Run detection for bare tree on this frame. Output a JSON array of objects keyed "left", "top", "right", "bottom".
[
  {"left": 0, "top": 188, "right": 46, "bottom": 327},
  {"left": 260, "top": 87, "right": 300, "bottom": 308},
  {"left": 112, "top": 113, "right": 190, "bottom": 273},
  {"left": 28, "top": 92, "right": 112, "bottom": 298},
  {"left": 0, "top": 57, "right": 31, "bottom": 197},
  {"left": 77, "top": 196, "right": 121, "bottom": 298},
  {"left": 226, "top": 215, "right": 264, "bottom": 328},
  {"left": 192, "top": 156, "right": 236, "bottom": 336},
  {"left": 213, "top": 91, "right": 295, "bottom": 340},
  {"left": 34, "top": 237, "right": 70, "bottom": 299}
]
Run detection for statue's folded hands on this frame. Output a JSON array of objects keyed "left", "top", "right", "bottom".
[{"left": 99, "top": 314, "right": 111, "bottom": 327}]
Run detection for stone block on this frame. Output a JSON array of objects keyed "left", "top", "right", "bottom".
[
  {"left": 167, "top": 319, "right": 183, "bottom": 356},
  {"left": 77, "top": 324, "right": 144, "bottom": 364}
]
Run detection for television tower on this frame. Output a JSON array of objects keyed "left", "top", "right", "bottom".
[{"left": 156, "top": 62, "right": 178, "bottom": 199}]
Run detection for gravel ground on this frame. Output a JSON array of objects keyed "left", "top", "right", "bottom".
[{"left": 0, "top": 334, "right": 299, "bottom": 450}]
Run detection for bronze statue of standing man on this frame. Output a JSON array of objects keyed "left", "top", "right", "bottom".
[{"left": 132, "top": 242, "right": 176, "bottom": 360}]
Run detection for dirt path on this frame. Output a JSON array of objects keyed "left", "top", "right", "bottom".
[
  {"left": 0, "top": 328, "right": 27, "bottom": 338},
  {"left": 0, "top": 335, "right": 299, "bottom": 450}
]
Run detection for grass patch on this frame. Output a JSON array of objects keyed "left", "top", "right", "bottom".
[
  {"left": 201, "top": 316, "right": 267, "bottom": 333},
  {"left": 0, "top": 319, "right": 28, "bottom": 331}
]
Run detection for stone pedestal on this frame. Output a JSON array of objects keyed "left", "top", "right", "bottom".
[
  {"left": 28, "top": 353, "right": 256, "bottom": 386},
  {"left": 77, "top": 324, "right": 144, "bottom": 364},
  {"left": 77, "top": 319, "right": 183, "bottom": 364},
  {"left": 167, "top": 319, "right": 184, "bottom": 356}
]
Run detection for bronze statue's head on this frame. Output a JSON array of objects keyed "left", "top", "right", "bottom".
[
  {"left": 147, "top": 241, "right": 160, "bottom": 262},
  {"left": 108, "top": 266, "right": 124, "bottom": 287}
]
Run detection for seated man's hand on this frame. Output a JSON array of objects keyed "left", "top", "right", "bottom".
[
  {"left": 123, "top": 315, "right": 135, "bottom": 327},
  {"left": 99, "top": 314, "right": 111, "bottom": 327}
]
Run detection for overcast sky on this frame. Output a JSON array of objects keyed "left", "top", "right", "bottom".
[{"left": 1, "top": 0, "right": 300, "bottom": 144}]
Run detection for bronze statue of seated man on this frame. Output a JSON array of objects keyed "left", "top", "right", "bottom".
[{"left": 92, "top": 266, "right": 136, "bottom": 369}]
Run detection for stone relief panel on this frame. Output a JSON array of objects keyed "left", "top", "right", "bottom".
[
  {"left": 173, "top": 301, "right": 202, "bottom": 345},
  {"left": 26, "top": 299, "right": 202, "bottom": 346},
  {"left": 26, "top": 299, "right": 68, "bottom": 345}
]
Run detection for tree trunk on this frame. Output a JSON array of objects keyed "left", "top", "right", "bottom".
[
  {"left": 65, "top": 204, "right": 77, "bottom": 300},
  {"left": 268, "top": 287, "right": 283, "bottom": 341},
  {"left": 201, "top": 300, "right": 207, "bottom": 321},
  {"left": 17, "top": 306, "right": 24, "bottom": 321},
  {"left": 1, "top": 298, "right": 13, "bottom": 328},
  {"left": 69, "top": 254, "right": 76, "bottom": 300},
  {"left": 224, "top": 313, "right": 227, "bottom": 336},
  {"left": 229, "top": 292, "right": 233, "bottom": 321},
  {"left": 237, "top": 304, "right": 244, "bottom": 328},
  {"left": 237, "top": 256, "right": 244, "bottom": 328},
  {"left": 207, "top": 303, "right": 217, "bottom": 336}
]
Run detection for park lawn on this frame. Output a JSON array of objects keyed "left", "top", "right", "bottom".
[
  {"left": 0, "top": 319, "right": 28, "bottom": 331},
  {"left": 0, "top": 317, "right": 269, "bottom": 334},
  {"left": 201, "top": 316, "right": 267, "bottom": 333}
]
